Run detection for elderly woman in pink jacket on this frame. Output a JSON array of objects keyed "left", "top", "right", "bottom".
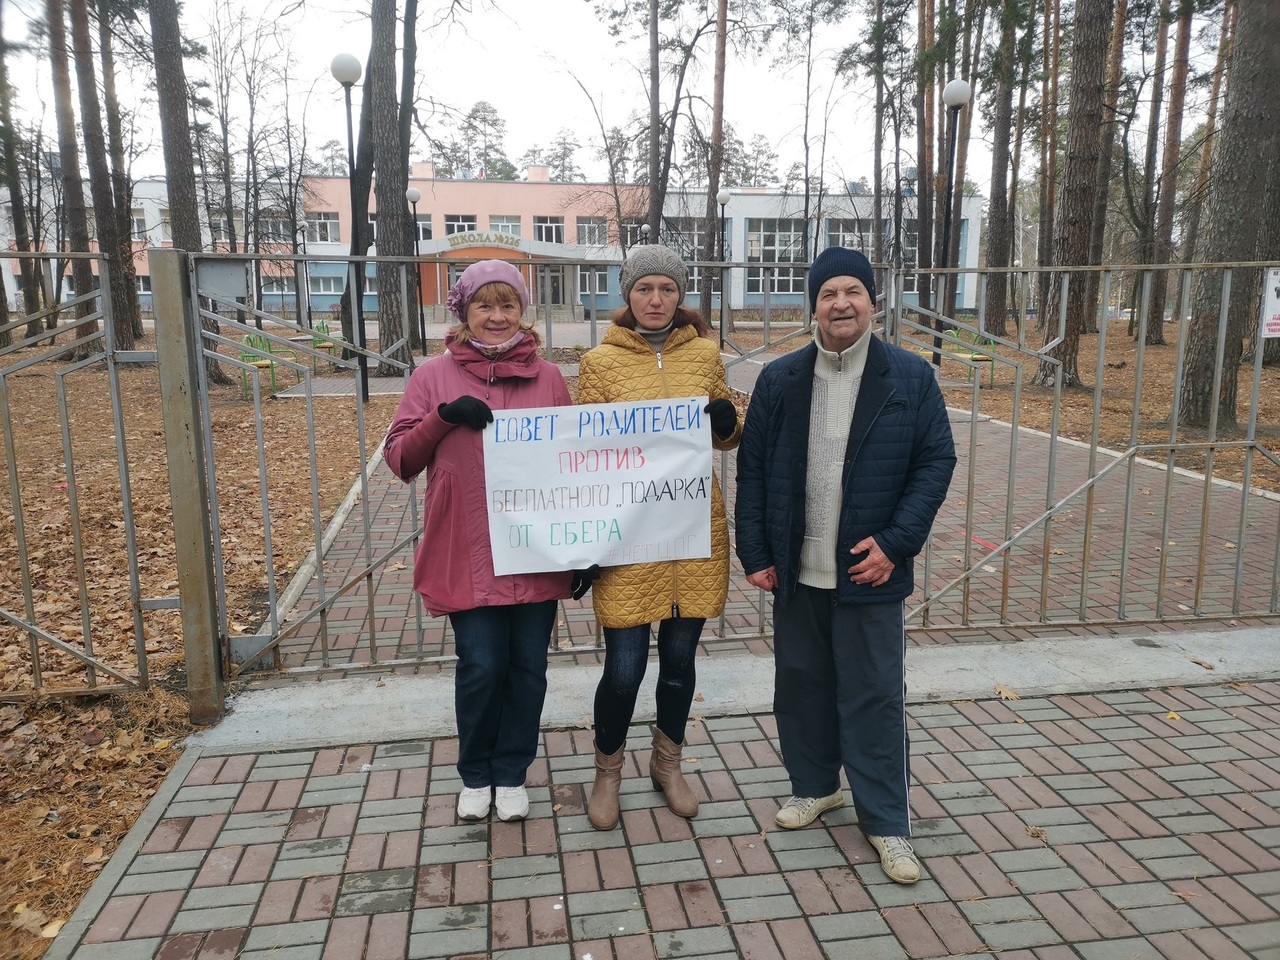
[{"left": 385, "top": 260, "right": 572, "bottom": 823}]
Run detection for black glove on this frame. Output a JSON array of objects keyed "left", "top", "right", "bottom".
[
  {"left": 438, "top": 396, "right": 493, "bottom": 431},
  {"left": 571, "top": 564, "right": 601, "bottom": 601},
  {"left": 705, "top": 398, "right": 738, "bottom": 439}
]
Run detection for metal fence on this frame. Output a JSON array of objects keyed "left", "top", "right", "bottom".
[{"left": 3, "top": 250, "right": 1278, "bottom": 716}]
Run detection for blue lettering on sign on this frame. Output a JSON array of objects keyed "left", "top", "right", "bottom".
[
  {"left": 577, "top": 400, "right": 702, "bottom": 437},
  {"left": 492, "top": 413, "right": 557, "bottom": 443}
]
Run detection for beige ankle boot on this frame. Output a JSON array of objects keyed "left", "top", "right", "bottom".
[
  {"left": 588, "top": 743, "right": 625, "bottom": 830},
  {"left": 649, "top": 727, "right": 698, "bottom": 818}
]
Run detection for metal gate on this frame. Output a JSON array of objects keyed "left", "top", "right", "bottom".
[
  {"left": 0, "top": 253, "right": 159, "bottom": 701},
  {"left": 6, "top": 250, "right": 1278, "bottom": 716}
]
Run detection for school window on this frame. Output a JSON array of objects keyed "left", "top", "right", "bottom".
[
  {"left": 310, "top": 275, "right": 346, "bottom": 294},
  {"left": 489, "top": 215, "right": 520, "bottom": 237},
  {"left": 209, "top": 210, "right": 242, "bottom": 243},
  {"left": 130, "top": 208, "right": 147, "bottom": 241},
  {"left": 578, "top": 266, "right": 608, "bottom": 296},
  {"left": 445, "top": 214, "right": 477, "bottom": 235},
  {"left": 414, "top": 215, "right": 432, "bottom": 242},
  {"left": 533, "top": 216, "right": 564, "bottom": 244},
  {"left": 667, "top": 217, "right": 717, "bottom": 294},
  {"left": 136, "top": 275, "right": 152, "bottom": 293},
  {"left": 746, "top": 218, "right": 806, "bottom": 295},
  {"left": 262, "top": 275, "right": 297, "bottom": 294},
  {"left": 827, "top": 218, "right": 876, "bottom": 255},
  {"left": 620, "top": 219, "right": 645, "bottom": 247},
  {"left": 258, "top": 211, "right": 292, "bottom": 242},
  {"left": 366, "top": 212, "right": 377, "bottom": 242},
  {"left": 576, "top": 217, "right": 607, "bottom": 245},
  {"left": 159, "top": 209, "right": 172, "bottom": 242},
  {"left": 305, "top": 211, "right": 340, "bottom": 243}
]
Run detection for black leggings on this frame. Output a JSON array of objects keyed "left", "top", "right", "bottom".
[{"left": 593, "top": 616, "right": 704, "bottom": 754}]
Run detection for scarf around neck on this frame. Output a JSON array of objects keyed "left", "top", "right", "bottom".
[{"left": 445, "top": 330, "right": 541, "bottom": 380}]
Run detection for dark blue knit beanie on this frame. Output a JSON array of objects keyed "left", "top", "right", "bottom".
[{"left": 807, "top": 246, "right": 877, "bottom": 312}]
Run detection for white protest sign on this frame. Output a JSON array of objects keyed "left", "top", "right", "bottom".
[
  {"left": 1263, "top": 267, "right": 1280, "bottom": 339},
  {"left": 483, "top": 396, "right": 713, "bottom": 575}
]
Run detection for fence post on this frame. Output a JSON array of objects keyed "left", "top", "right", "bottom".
[{"left": 152, "top": 248, "right": 225, "bottom": 724}]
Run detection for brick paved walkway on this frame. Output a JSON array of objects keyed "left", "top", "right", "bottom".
[{"left": 48, "top": 680, "right": 1280, "bottom": 959}]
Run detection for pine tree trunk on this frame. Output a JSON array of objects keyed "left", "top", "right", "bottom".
[
  {"left": 46, "top": 0, "right": 97, "bottom": 351},
  {"left": 1082, "top": 0, "right": 1128, "bottom": 336},
  {"left": 399, "top": 0, "right": 420, "bottom": 354},
  {"left": 95, "top": 0, "right": 140, "bottom": 339},
  {"left": 149, "top": 0, "right": 233, "bottom": 385},
  {"left": 1033, "top": 0, "right": 1115, "bottom": 387},
  {"left": 915, "top": 0, "right": 934, "bottom": 315},
  {"left": 1173, "top": 0, "right": 1233, "bottom": 324},
  {"left": 1144, "top": 0, "right": 1191, "bottom": 344},
  {"left": 370, "top": 0, "right": 408, "bottom": 376},
  {"left": 70, "top": 0, "right": 134, "bottom": 351},
  {"left": 985, "top": 0, "right": 1019, "bottom": 337},
  {"left": 699, "top": 0, "right": 728, "bottom": 334},
  {"left": 0, "top": 2, "right": 42, "bottom": 330},
  {"left": 1178, "top": 0, "right": 1280, "bottom": 428},
  {"left": 1036, "top": 0, "right": 1060, "bottom": 323}
]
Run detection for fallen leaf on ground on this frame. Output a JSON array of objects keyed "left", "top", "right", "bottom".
[
  {"left": 41, "top": 919, "right": 66, "bottom": 938},
  {"left": 1025, "top": 825, "right": 1048, "bottom": 844},
  {"left": 1189, "top": 658, "right": 1215, "bottom": 671},
  {"left": 1167, "top": 711, "right": 1181, "bottom": 721},
  {"left": 995, "top": 684, "right": 1020, "bottom": 701}
]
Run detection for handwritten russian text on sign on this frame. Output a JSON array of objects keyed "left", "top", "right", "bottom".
[
  {"left": 483, "top": 397, "right": 713, "bottom": 575},
  {"left": 1263, "top": 268, "right": 1280, "bottom": 339}
]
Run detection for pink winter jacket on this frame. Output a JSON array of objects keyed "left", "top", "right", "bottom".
[{"left": 384, "top": 334, "right": 573, "bottom": 616}]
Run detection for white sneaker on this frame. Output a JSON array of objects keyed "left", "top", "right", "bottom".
[
  {"left": 494, "top": 785, "right": 529, "bottom": 822},
  {"left": 868, "top": 834, "right": 921, "bottom": 884},
  {"left": 774, "top": 790, "right": 846, "bottom": 829},
  {"left": 456, "top": 786, "right": 491, "bottom": 820}
]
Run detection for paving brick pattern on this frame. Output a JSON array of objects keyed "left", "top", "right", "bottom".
[
  {"left": 268, "top": 414, "right": 1280, "bottom": 675},
  {"left": 59, "top": 682, "right": 1280, "bottom": 959}
]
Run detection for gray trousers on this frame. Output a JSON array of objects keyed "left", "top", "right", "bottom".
[{"left": 772, "top": 585, "right": 911, "bottom": 837}]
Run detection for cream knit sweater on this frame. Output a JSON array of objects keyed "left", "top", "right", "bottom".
[{"left": 799, "top": 325, "right": 873, "bottom": 588}]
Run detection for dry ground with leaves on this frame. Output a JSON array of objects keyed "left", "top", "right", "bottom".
[{"left": 3, "top": 321, "right": 1280, "bottom": 958}]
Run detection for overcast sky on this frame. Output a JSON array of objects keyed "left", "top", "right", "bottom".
[{"left": 4, "top": 0, "right": 992, "bottom": 194}]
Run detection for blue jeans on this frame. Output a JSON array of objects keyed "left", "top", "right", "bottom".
[
  {"left": 448, "top": 600, "right": 557, "bottom": 788},
  {"left": 593, "top": 617, "right": 704, "bottom": 755}
]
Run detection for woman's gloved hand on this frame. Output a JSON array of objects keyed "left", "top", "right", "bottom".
[
  {"left": 704, "top": 397, "right": 738, "bottom": 440},
  {"left": 438, "top": 396, "right": 494, "bottom": 431},
  {"left": 571, "top": 564, "right": 602, "bottom": 601}
]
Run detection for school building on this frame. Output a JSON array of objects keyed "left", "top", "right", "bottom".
[{"left": 2, "top": 162, "right": 982, "bottom": 320}]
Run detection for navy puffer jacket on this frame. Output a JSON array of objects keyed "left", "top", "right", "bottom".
[{"left": 734, "top": 335, "right": 956, "bottom": 605}]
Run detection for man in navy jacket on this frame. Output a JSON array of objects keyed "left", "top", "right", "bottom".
[{"left": 735, "top": 246, "right": 956, "bottom": 884}]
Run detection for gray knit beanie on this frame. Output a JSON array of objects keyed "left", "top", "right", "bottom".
[
  {"left": 808, "top": 246, "right": 877, "bottom": 311},
  {"left": 620, "top": 244, "right": 688, "bottom": 304}
]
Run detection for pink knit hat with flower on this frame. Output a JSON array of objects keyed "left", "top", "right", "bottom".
[{"left": 445, "top": 260, "right": 530, "bottom": 320}]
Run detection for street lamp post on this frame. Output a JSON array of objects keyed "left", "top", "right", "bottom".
[
  {"left": 331, "top": 52, "right": 368, "bottom": 401},
  {"left": 933, "top": 77, "right": 971, "bottom": 368},
  {"left": 405, "top": 186, "right": 427, "bottom": 356},
  {"left": 716, "top": 187, "right": 730, "bottom": 350},
  {"left": 640, "top": 223, "right": 651, "bottom": 244}
]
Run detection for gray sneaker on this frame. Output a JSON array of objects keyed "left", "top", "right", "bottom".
[
  {"left": 774, "top": 790, "right": 846, "bottom": 829},
  {"left": 868, "top": 834, "right": 920, "bottom": 884}
]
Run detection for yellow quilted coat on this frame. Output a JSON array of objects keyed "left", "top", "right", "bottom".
[{"left": 577, "top": 322, "right": 742, "bottom": 628}]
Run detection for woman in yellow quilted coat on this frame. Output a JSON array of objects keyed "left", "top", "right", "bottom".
[{"left": 577, "top": 244, "right": 742, "bottom": 829}]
